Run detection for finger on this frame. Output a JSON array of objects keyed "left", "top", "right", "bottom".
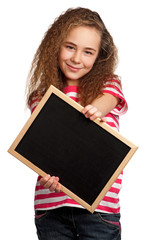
[
  {"left": 49, "top": 177, "right": 59, "bottom": 192},
  {"left": 81, "top": 105, "right": 93, "bottom": 115},
  {"left": 86, "top": 107, "right": 97, "bottom": 117},
  {"left": 89, "top": 111, "right": 102, "bottom": 120},
  {"left": 83, "top": 106, "right": 98, "bottom": 118},
  {"left": 55, "top": 182, "right": 61, "bottom": 193},
  {"left": 43, "top": 176, "right": 55, "bottom": 189},
  {"left": 100, "top": 117, "right": 106, "bottom": 122},
  {"left": 39, "top": 174, "right": 50, "bottom": 186}
]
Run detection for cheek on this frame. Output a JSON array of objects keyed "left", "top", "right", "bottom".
[
  {"left": 59, "top": 49, "right": 72, "bottom": 62},
  {"left": 84, "top": 57, "right": 97, "bottom": 70}
]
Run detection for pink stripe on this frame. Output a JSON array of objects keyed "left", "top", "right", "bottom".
[
  {"left": 109, "top": 187, "right": 120, "bottom": 194},
  {"left": 104, "top": 90, "right": 125, "bottom": 103},
  {"left": 106, "top": 113, "right": 119, "bottom": 125},
  {"left": 63, "top": 86, "right": 79, "bottom": 94},
  {"left": 37, "top": 176, "right": 42, "bottom": 181},
  {"left": 104, "top": 79, "right": 122, "bottom": 89},
  {"left": 35, "top": 185, "right": 44, "bottom": 191},
  {"left": 30, "top": 98, "right": 38, "bottom": 105},
  {"left": 103, "top": 84, "right": 123, "bottom": 96},
  {"left": 115, "top": 101, "right": 126, "bottom": 111},
  {"left": 69, "top": 96, "right": 79, "bottom": 102},
  {"left": 31, "top": 106, "right": 37, "bottom": 113},
  {"left": 106, "top": 122, "right": 117, "bottom": 128},
  {"left": 103, "top": 86, "right": 122, "bottom": 96},
  {"left": 115, "top": 178, "right": 122, "bottom": 184},
  {"left": 103, "top": 90, "right": 128, "bottom": 114},
  {"left": 35, "top": 198, "right": 120, "bottom": 214},
  {"left": 104, "top": 219, "right": 121, "bottom": 228},
  {"left": 29, "top": 98, "right": 39, "bottom": 113},
  {"left": 97, "top": 204, "right": 120, "bottom": 214},
  {"left": 103, "top": 196, "right": 119, "bottom": 204}
]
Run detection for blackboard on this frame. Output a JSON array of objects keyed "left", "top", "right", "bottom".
[{"left": 8, "top": 85, "right": 138, "bottom": 213}]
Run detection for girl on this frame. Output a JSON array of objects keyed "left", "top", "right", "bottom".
[{"left": 26, "top": 7, "right": 128, "bottom": 240}]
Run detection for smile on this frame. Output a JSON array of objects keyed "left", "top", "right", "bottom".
[{"left": 66, "top": 63, "right": 82, "bottom": 72}]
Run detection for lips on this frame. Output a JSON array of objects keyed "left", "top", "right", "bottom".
[{"left": 66, "top": 63, "right": 82, "bottom": 72}]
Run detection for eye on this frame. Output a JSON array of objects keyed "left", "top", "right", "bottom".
[
  {"left": 66, "top": 45, "right": 75, "bottom": 50},
  {"left": 85, "top": 51, "right": 93, "bottom": 55}
]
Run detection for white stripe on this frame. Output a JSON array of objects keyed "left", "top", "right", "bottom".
[
  {"left": 35, "top": 189, "right": 121, "bottom": 200},
  {"left": 111, "top": 102, "right": 127, "bottom": 115},
  {"left": 118, "top": 173, "right": 123, "bottom": 180},
  {"left": 103, "top": 82, "right": 122, "bottom": 92},
  {"left": 35, "top": 195, "right": 69, "bottom": 205},
  {"left": 35, "top": 188, "right": 51, "bottom": 196},
  {"left": 105, "top": 191, "right": 120, "bottom": 199},
  {"left": 36, "top": 181, "right": 41, "bottom": 186},
  {"left": 35, "top": 176, "right": 122, "bottom": 197},
  {"left": 35, "top": 188, "right": 121, "bottom": 201},
  {"left": 35, "top": 195, "right": 120, "bottom": 209},
  {"left": 111, "top": 182, "right": 121, "bottom": 189},
  {"left": 35, "top": 204, "right": 84, "bottom": 211},
  {"left": 103, "top": 116, "right": 119, "bottom": 130},
  {"left": 103, "top": 87, "right": 124, "bottom": 99},
  {"left": 65, "top": 92, "right": 79, "bottom": 98},
  {"left": 100, "top": 200, "right": 120, "bottom": 209},
  {"left": 30, "top": 101, "right": 39, "bottom": 111},
  {"left": 32, "top": 96, "right": 38, "bottom": 101}
]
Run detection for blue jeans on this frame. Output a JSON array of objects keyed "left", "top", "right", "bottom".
[{"left": 35, "top": 207, "right": 121, "bottom": 240}]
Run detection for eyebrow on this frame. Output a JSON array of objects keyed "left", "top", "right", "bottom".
[{"left": 64, "top": 41, "right": 97, "bottom": 52}]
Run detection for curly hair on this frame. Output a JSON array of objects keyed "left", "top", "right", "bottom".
[{"left": 26, "top": 7, "right": 118, "bottom": 106}]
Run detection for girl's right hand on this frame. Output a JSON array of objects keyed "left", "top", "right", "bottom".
[{"left": 39, "top": 174, "right": 61, "bottom": 193}]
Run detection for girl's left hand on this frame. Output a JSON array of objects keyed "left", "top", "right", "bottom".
[
  {"left": 82, "top": 105, "right": 103, "bottom": 121},
  {"left": 39, "top": 174, "right": 61, "bottom": 193}
]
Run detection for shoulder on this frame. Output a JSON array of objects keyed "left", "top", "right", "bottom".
[
  {"left": 102, "top": 75, "right": 128, "bottom": 115},
  {"left": 103, "top": 75, "right": 122, "bottom": 90}
]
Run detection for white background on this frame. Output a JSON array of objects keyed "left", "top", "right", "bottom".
[{"left": 1, "top": 0, "right": 158, "bottom": 239}]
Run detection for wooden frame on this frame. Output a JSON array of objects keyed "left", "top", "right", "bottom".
[{"left": 8, "top": 85, "right": 138, "bottom": 213}]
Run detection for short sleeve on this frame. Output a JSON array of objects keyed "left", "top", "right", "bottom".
[{"left": 102, "top": 77, "right": 128, "bottom": 116}]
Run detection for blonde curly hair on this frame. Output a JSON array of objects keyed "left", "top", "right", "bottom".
[{"left": 26, "top": 7, "right": 119, "bottom": 106}]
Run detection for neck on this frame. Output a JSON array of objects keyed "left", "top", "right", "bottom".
[{"left": 66, "top": 79, "right": 79, "bottom": 86}]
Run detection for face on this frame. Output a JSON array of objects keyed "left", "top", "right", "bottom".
[{"left": 59, "top": 26, "right": 101, "bottom": 86}]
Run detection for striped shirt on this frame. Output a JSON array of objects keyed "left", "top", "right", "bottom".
[{"left": 30, "top": 78, "right": 128, "bottom": 214}]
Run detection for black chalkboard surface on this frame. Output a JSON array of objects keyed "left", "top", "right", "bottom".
[{"left": 8, "top": 85, "right": 138, "bottom": 213}]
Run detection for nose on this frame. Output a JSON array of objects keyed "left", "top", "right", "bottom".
[{"left": 71, "top": 51, "right": 81, "bottom": 64}]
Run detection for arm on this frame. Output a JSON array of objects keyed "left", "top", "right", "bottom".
[{"left": 82, "top": 93, "right": 119, "bottom": 121}]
